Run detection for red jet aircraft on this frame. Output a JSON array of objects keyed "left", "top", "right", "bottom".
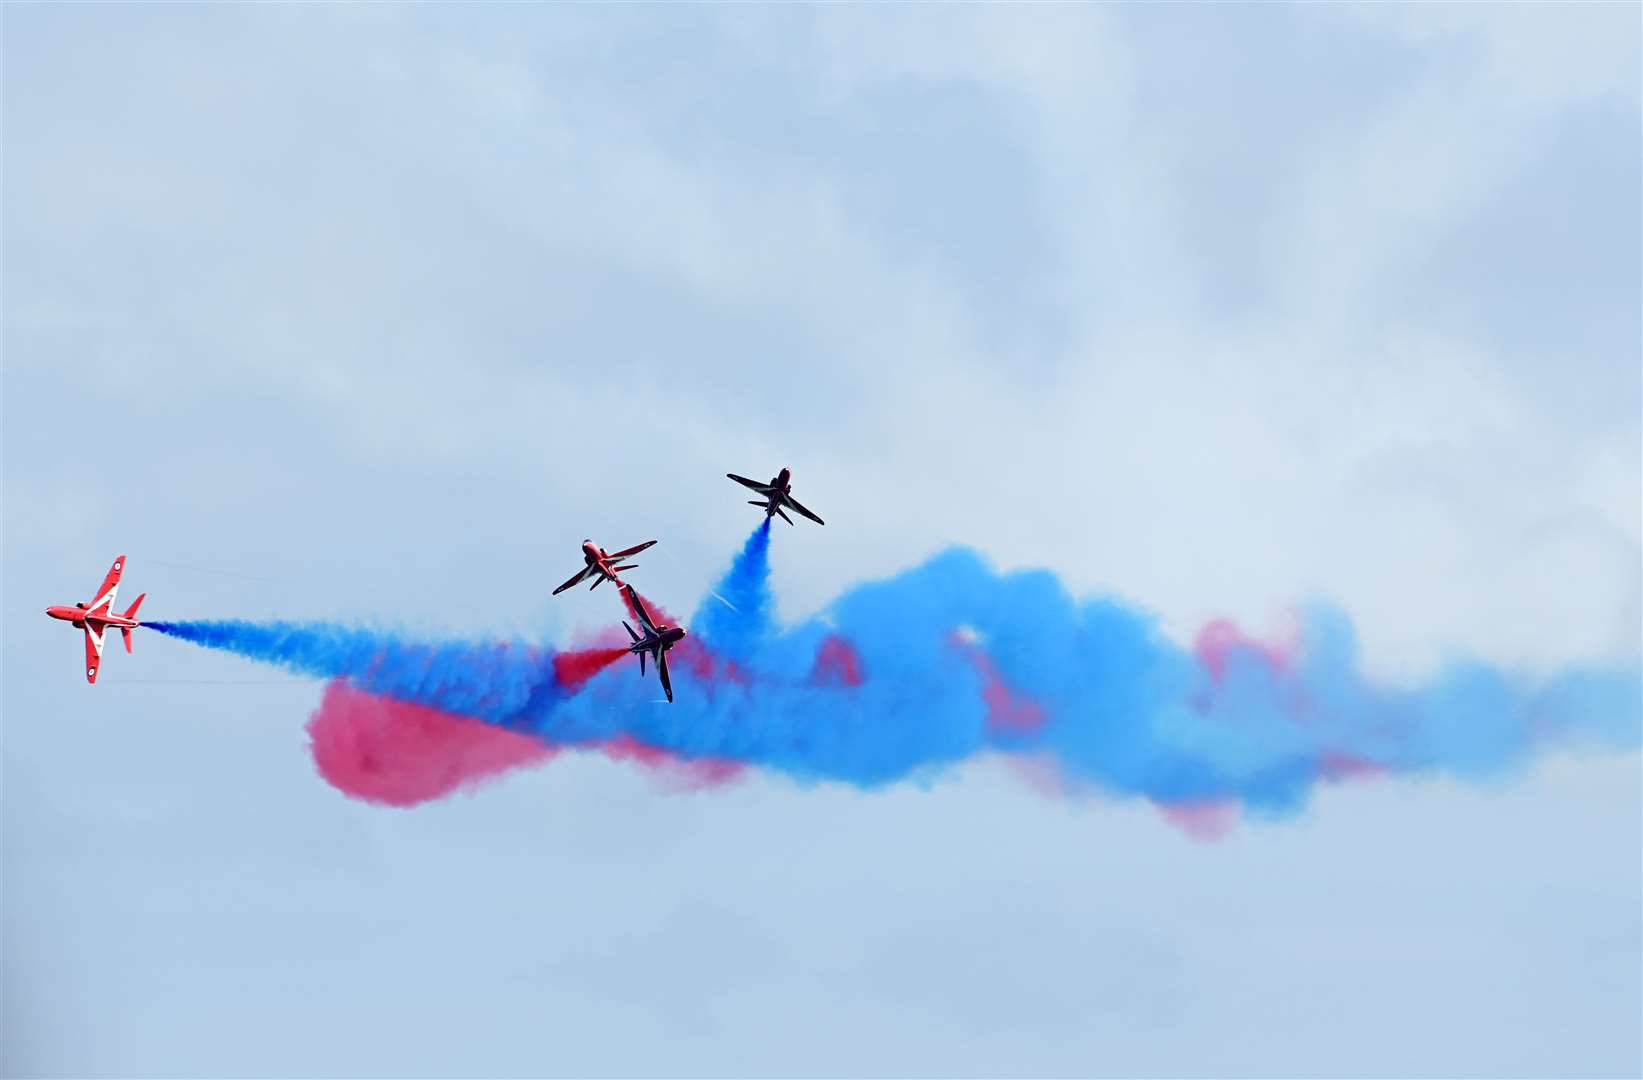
[
  {"left": 727, "top": 467, "right": 825, "bottom": 525},
  {"left": 621, "top": 586, "right": 688, "bottom": 703},
  {"left": 46, "top": 555, "right": 145, "bottom": 684},
  {"left": 552, "top": 538, "right": 657, "bottom": 596}
]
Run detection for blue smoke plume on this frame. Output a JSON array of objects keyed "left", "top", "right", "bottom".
[
  {"left": 693, "top": 519, "right": 772, "bottom": 658},
  {"left": 144, "top": 620, "right": 561, "bottom": 725},
  {"left": 149, "top": 539, "right": 1642, "bottom": 816}
]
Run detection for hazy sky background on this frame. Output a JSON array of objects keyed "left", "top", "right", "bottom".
[{"left": 4, "top": 5, "right": 1639, "bottom": 1078}]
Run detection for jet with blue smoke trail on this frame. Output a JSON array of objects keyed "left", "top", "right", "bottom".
[
  {"left": 728, "top": 466, "right": 825, "bottom": 525},
  {"left": 45, "top": 554, "right": 147, "bottom": 684}
]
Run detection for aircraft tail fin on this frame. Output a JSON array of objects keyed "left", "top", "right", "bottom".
[
  {"left": 775, "top": 506, "right": 794, "bottom": 525},
  {"left": 610, "top": 563, "right": 638, "bottom": 573},
  {"left": 117, "top": 593, "right": 144, "bottom": 654},
  {"left": 622, "top": 620, "right": 639, "bottom": 642}
]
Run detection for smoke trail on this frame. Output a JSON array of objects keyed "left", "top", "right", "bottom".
[
  {"left": 534, "top": 548, "right": 1642, "bottom": 815},
  {"left": 146, "top": 621, "right": 628, "bottom": 732},
  {"left": 150, "top": 546, "right": 1642, "bottom": 822},
  {"left": 147, "top": 619, "right": 643, "bottom": 802},
  {"left": 305, "top": 675, "right": 736, "bottom": 805},
  {"left": 147, "top": 620, "right": 554, "bottom": 723},
  {"left": 307, "top": 680, "right": 556, "bottom": 806},
  {"left": 693, "top": 519, "right": 773, "bottom": 658}
]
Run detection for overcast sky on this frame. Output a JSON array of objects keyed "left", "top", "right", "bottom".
[{"left": 4, "top": 5, "right": 1640, "bottom": 1078}]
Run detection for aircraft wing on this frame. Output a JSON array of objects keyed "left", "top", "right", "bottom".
[
  {"left": 607, "top": 540, "right": 657, "bottom": 560},
  {"left": 727, "top": 473, "right": 773, "bottom": 494},
  {"left": 87, "top": 555, "right": 124, "bottom": 616},
  {"left": 628, "top": 589, "right": 660, "bottom": 634},
  {"left": 84, "top": 625, "right": 106, "bottom": 684},
  {"left": 656, "top": 648, "right": 673, "bottom": 703},
  {"left": 551, "top": 566, "right": 592, "bottom": 595},
  {"left": 781, "top": 493, "right": 825, "bottom": 525}
]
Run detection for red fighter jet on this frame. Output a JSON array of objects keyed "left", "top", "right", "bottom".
[
  {"left": 621, "top": 586, "right": 688, "bottom": 703},
  {"left": 551, "top": 538, "right": 657, "bottom": 596},
  {"left": 727, "top": 466, "right": 825, "bottom": 526},
  {"left": 45, "top": 555, "right": 146, "bottom": 683}
]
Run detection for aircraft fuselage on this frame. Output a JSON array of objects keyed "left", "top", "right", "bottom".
[
  {"left": 46, "top": 604, "right": 138, "bottom": 630},
  {"left": 758, "top": 468, "right": 793, "bottom": 515},
  {"left": 631, "top": 626, "right": 688, "bottom": 653}
]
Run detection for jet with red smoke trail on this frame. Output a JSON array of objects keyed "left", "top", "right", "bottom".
[
  {"left": 621, "top": 585, "right": 688, "bottom": 703},
  {"left": 551, "top": 538, "right": 657, "bottom": 596},
  {"left": 727, "top": 466, "right": 825, "bottom": 525},
  {"left": 45, "top": 555, "right": 146, "bottom": 683}
]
